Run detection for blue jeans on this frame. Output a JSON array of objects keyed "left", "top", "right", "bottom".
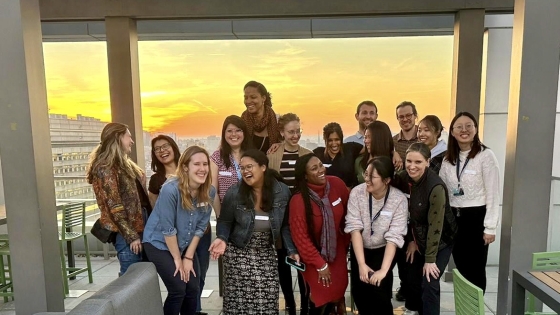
[
  {"left": 114, "top": 233, "right": 143, "bottom": 277},
  {"left": 195, "top": 226, "right": 211, "bottom": 312},
  {"left": 144, "top": 242, "right": 200, "bottom": 315}
]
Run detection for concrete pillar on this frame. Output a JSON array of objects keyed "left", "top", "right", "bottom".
[
  {"left": 479, "top": 25, "right": 513, "bottom": 267},
  {"left": 450, "top": 9, "right": 485, "bottom": 117},
  {"left": 497, "top": 1, "right": 560, "bottom": 314},
  {"left": 0, "top": 0, "right": 65, "bottom": 314},
  {"left": 105, "top": 17, "right": 145, "bottom": 168}
]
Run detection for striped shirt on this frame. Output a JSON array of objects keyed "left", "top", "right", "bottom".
[{"left": 279, "top": 149, "right": 299, "bottom": 192}]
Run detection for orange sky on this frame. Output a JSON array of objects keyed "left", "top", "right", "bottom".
[{"left": 42, "top": 36, "right": 453, "bottom": 137}]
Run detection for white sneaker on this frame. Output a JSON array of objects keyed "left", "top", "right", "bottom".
[{"left": 403, "top": 310, "right": 419, "bottom": 315}]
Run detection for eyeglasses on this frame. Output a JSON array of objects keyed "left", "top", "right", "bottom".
[
  {"left": 452, "top": 124, "right": 475, "bottom": 132},
  {"left": 153, "top": 143, "right": 171, "bottom": 153},
  {"left": 362, "top": 172, "right": 381, "bottom": 183},
  {"left": 285, "top": 129, "right": 302, "bottom": 136},
  {"left": 226, "top": 128, "right": 243, "bottom": 135},
  {"left": 239, "top": 164, "right": 255, "bottom": 172},
  {"left": 397, "top": 113, "right": 414, "bottom": 121}
]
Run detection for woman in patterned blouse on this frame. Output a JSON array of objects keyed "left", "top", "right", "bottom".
[{"left": 87, "top": 122, "right": 148, "bottom": 276}]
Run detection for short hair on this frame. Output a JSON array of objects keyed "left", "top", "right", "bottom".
[
  {"left": 396, "top": 101, "right": 418, "bottom": 117},
  {"left": 356, "top": 100, "right": 378, "bottom": 115}
]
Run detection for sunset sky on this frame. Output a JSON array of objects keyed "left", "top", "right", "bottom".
[{"left": 42, "top": 36, "right": 454, "bottom": 137}]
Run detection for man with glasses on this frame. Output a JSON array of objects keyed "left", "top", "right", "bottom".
[
  {"left": 392, "top": 101, "right": 419, "bottom": 303},
  {"left": 345, "top": 100, "right": 378, "bottom": 145},
  {"left": 393, "top": 101, "right": 419, "bottom": 161}
]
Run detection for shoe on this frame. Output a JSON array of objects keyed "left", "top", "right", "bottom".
[
  {"left": 285, "top": 306, "right": 296, "bottom": 315},
  {"left": 395, "top": 287, "right": 406, "bottom": 302},
  {"left": 195, "top": 312, "right": 208, "bottom": 315},
  {"left": 403, "top": 310, "right": 419, "bottom": 315}
]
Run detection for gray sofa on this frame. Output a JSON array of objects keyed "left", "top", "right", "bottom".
[{"left": 35, "top": 262, "right": 163, "bottom": 315}]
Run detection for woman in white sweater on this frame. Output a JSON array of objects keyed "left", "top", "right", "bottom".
[
  {"left": 345, "top": 156, "right": 408, "bottom": 314},
  {"left": 439, "top": 111, "right": 500, "bottom": 293}
]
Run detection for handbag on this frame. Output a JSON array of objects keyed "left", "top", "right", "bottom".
[{"left": 90, "top": 218, "right": 117, "bottom": 244}]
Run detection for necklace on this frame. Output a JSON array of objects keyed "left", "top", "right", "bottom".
[{"left": 258, "top": 136, "right": 268, "bottom": 151}]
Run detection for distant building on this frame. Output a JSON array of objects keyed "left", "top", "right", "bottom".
[{"left": 50, "top": 114, "right": 106, "bottom": 201}]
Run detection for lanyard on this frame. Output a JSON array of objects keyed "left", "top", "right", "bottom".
[
  {"left": 368, "top": 188, "right": 390, "bottom": 236},
  {"left": 232, "top": 159, "right": 242, "bottom": 181},
  {"left": 455, "top": 157, "right": 470, "bottom": 186}
]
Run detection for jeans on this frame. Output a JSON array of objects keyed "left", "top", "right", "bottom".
[
  {"left": 114, "top": 233, "right": 143, "bottom": 277},
  {"left": 195, "top": 226, "right": 212, "bottom": 312},
  {"left": 145, "top": 242, "right": 200, "bottom": 315},
  {"left": 406, "top": 245, "right": 453, "bottom": 315}
]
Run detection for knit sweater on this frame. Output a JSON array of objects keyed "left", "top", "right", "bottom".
[
  {"left": 345, "top": 185, "right": 408, "bottom": 249},
  {"left": 439, "top": 148, "right": 501, "bottom": 235}
]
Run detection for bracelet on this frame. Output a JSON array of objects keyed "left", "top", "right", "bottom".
[
  {"left": 317, "top": 263, "right": 328, "bottom": 272},
  {"left": 182, "top": 256, "right": 193, "bottom": 261}
]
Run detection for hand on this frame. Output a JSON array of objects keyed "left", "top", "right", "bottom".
[
  {"left": 393, "top": 151, "right": 403, "bottom": 171},
  {"left": 317, "top": 264, "right": 331, "bottom": 287},
  {"left": 483, "top": 233, "right": 495, "bottom": 245},
  {"left": 370, "top": 268, "right": 388, "bottom": 287},
  {"left": 358, "top": 263, "right": 374, "bottom": 283},
  {"left": 173, "top": 258, "right": 185, "bottom": 281},
  {"left": 266, "top": 143, "right": 281, "bottom": 155},
  {"left": 423, "top": 263, "right": 440, "bottom": 282},
  {"left": 182, "top": 258, "right": 196, "bottom": 283},
  {"left": 209, "top": 238, "right": 227, "bottom": 260},
  {"left": 129, "top": 239, "right": 142, "bottom": 255},
  {"left": 289, "top": 253, "right": 301, "bottom": 264},
  {"left": 406, "top": 241, "right": 419, "bottom": 263}
]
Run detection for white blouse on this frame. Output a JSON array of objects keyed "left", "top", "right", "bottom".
[{"left": 439, "top": 148, "right": 501, "bottom": 235}]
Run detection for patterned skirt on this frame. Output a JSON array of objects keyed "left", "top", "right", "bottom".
[{"left": 223, "top": 231, "right": 279, "bottom": 315}]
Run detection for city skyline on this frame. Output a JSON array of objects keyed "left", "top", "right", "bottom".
[{"left": 43, "top": 36, "right": 454, "bottom": 137}]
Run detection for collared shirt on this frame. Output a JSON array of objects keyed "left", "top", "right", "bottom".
[
  {"left": 142, "top": 178, "right": 216, "bottom": 254},
  {"left": 344, "top": 131, "right": 364, "bottom": 145},
  {"left": 393, "top": 126, "right": 419, "bottom": 161}
]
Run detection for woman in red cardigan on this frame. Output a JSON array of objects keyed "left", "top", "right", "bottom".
[{"left": 289, "top": 153, "right": 350, "bottom": 315}]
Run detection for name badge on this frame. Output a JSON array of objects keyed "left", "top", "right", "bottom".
[
  {"left": 464, "top": 170, "right": 476, "bottom": 175},
  {"left": 255, "top": 215, "right": 269, "bottom": 221},
  {"left": 288, "top": 160, "right": 296, "bottom": 165},
  {"left": 197, "top": 202, "right": 208, "bottom": 207},
  {"left": 404, "top": 193, "right": 410, "bottom": 199},
  {"left": 324, "top": 164, "right": 332, "bottom": 168},
  {"left": 380, "top": 211, "right": 392, "bottom": 217},
  {"left": 332, "top": 198, "right": 341, "bottom": 206},
  {"left": 219, "top": 171, "right": 233, "bottom": 176}
]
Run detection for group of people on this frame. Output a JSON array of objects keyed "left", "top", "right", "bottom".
[{"left": 86, "top": 80, "right": 500, "bottom": 315}]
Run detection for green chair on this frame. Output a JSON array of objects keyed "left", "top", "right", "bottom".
[
  {"left": 0, "top": 236, "right": 13, "bottom": 302},
  {"left": 526, "top": 251, "right": 560, "bottom": 315},
  {"left": 58, "top": 202, "right": 93, "bottom": 296},
  {"left": 453, "top": 269, "right": 485, "bottom": 315}
]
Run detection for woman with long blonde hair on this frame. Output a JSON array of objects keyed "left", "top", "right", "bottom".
[
  {"left": 143, "top": 146, "right": 216, "bottom": 315},
  {"left": 87, "top": 122, "right": 150, "bottom": 276}
]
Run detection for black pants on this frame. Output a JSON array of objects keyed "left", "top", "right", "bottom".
[
  {"left": 452, "top": 206, "right": 489, "bottom": 292},
  {"left": 350, "top": 246, "right": 395, "bottom": 315},
  {"left": 277, "top": 248, "right": 310, "bottom": 311},
  {"left": 395, "top": 245, "right": 409, "bottom": 297},
  {"left": 144, "top": 243, "right": 200, "bottom": 315},
  {"left": 405, "top": 245, "right": 453, "bottom": 315}
]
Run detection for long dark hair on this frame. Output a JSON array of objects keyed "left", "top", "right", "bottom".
[
  {"left": 360, "top": 121, "right": 394, "bottom": 170},
  {"left": 220, "top": 115, "right": 253, "bottom": 169},
  {"left": 445, "top": 111, "right": 487, "bottom": 165},
  {"left": 238, "top": 149, "right": 284, "bottom": 212},
  {"left": 293, "top": 153, "right": 320, "bottom": 249},
  {"left": 367, "top": 156, "right": 395, "bottom": 183},
  {"left": 150, "top": 135, "right": 180, "bottom": 175}
]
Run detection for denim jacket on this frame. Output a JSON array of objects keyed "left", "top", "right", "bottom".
[
  {"left": 216, "top": 179, "right": 297, "bottom": 254},
  {"left": 142, "top": 178, "right": 216, "bottom": 254}
]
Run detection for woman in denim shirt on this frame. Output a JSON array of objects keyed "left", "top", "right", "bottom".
[
  {"left": 210, "top": 149, "right": 298, "bottom": 314},
  {"left": 143, "top": 146, "right": 216, "bottom": 315}
]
